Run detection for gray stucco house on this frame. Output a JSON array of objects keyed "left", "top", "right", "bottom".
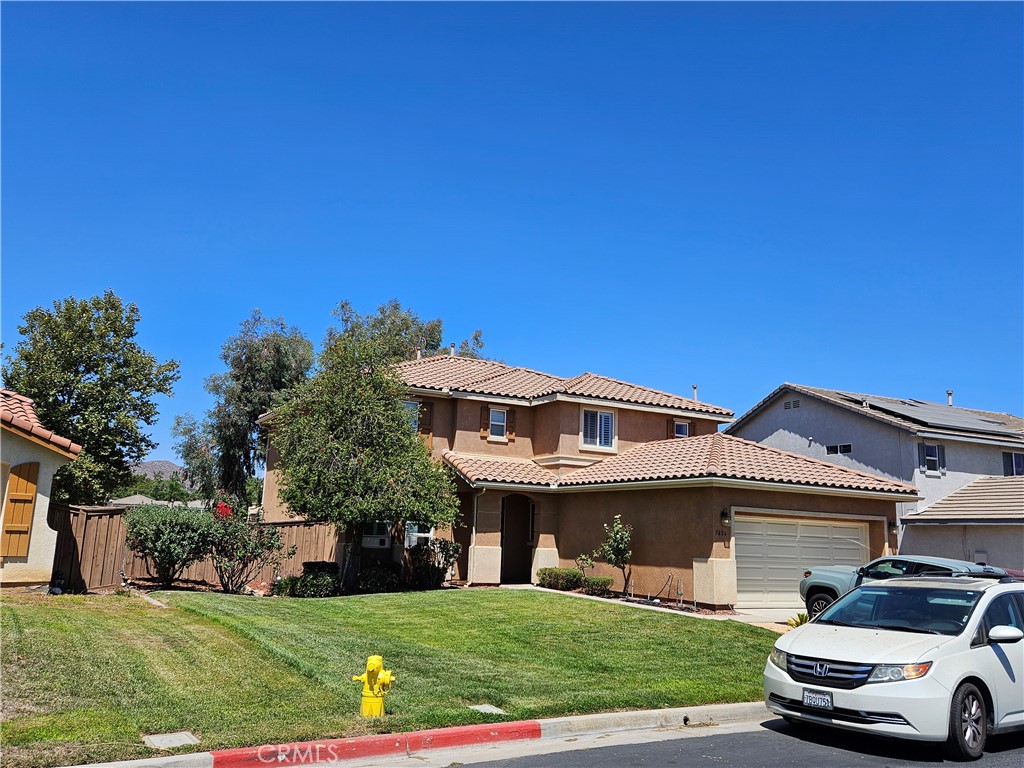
[{"left": 725, "top": 384, "right": 1024, "bottom": 563}]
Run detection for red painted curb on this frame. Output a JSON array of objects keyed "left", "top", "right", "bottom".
[
  {"left": 406, "top": 721, "right": 543, "bottom": 752},
  {"left": 210, "top": 721, "right": 543, "bottom": 768}
]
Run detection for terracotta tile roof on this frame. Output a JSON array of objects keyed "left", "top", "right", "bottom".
[
  {"left": 443, "top": 434, "right": 916, "bottom": 496},
  {"left": 559, "top": 433, "right": 917, "bottom": 495},
  {"left": 397, "top": 356, "right": 732, "bottom": 417},
  {"left": 1, "top": 389, "right": 82, "bottom": 457},
  {"left": 442, "top": 451, "right": 560, "bottom": 487},
  {"left": 904, "top": 476, "right": 1024, "bottom": 523},
  {"left": 728, "top": 383, "right": 1023, "bottom": 443}
]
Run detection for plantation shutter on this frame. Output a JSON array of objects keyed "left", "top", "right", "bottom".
[
  {"left": 583, "top": 410, "right": 598, "bottom": 444},
  {"left": 480, "top": 405, "right": 489, "bottom": 437},
  {"left": 507, "top": 409, "right": 516, "bottom": 442},
  {"left": 418, "top": 402, "right": 433, "bottom": 437},
  {"left": 1, "top": 462, "right": 39, "bottom": 558},
  {"left": 599, "top": 412, "right": 614, "bottom": 447}
]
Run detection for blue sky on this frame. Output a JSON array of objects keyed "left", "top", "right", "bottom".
[{"left": 3, "top": 2, "right": 1022, "bottom": 464}]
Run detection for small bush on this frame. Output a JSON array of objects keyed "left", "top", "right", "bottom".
[
  {"left": 537, "top": 567, "right": 583, "bottom": 591},
  {"left": 787, "top": 612, "right": 811, "bottom": 628},
  {"left": 582, "top": 576, "right": 613, "bottom": 596},
  {"left": 359, "top": 564, "right": 401, "bottom": 594},
  {"left": 408, "top": 538, "right": 462, "bottom": 590},
  {"left": 271, "top": 575, "right": 299, "bottom": 597},
  {"left": 210, "top": 510, "right": 296, "bottom": 594},
  {"left": 295, "top": 571, "right": 339, "bottom": 598},
  {"left": 124, "top": 505, "right": 214, "bottom": 588}
]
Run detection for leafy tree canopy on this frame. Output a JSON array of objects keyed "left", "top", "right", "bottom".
[
  {"left": 111, "top": 472, "right": 195, "bottom": 504},
  {"left": 271, "top": 329, "right": 459, "bottom": 531},
  {"left": 174, "top": 310, "right": 313, "bottom": 506},
  {"left": 2, "top": 291, "right": 179, "bottom": 504},
  {"left": 331, "top": 299, "right": 485, "bottom": 362}
]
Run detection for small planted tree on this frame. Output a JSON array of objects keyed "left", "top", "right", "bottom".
[
  {"left": 124, "top": 505, "right": 214, "bottom": 588},
  {"left": 208, "top": 502, "right": 296, "bottom": 594},
  {"left": 594, "top": 514, "right": 633, "bottom": 593}
]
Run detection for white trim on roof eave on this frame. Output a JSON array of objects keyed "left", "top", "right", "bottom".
[
  {"left": 407, "top": 386, "right": 452, "bottom": 398},
  {"left": 536, "top": 393, "right": 734, "bottom": 421},
  {"left": 902, "top": 518, "right": 1024, "bottom": 526},
  {"left": 450, "top": 392, "right": 537, "bottom": 406},
  {"left": 463, "top": 475, "right": 918, "bottom": 500},
  {"left": 913, "top": 430, "right": 1024, "bottom": 449}
]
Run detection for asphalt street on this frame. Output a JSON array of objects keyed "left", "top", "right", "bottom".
[{"left": 353, "top": 716, "right": 1024, "bottom": 768}]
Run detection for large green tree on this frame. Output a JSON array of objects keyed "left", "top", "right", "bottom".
[
  {"left": 174, "top": 311, "right": 313, "bottom": 505},
  {"left": 2, "top": 291, "right": 180, "bottom": 504},
  {"left": 332, "top": 299, "right": 485, "bottom": 362},
  {"left": 271, "top": 329, "right": 459, "bottom": 533}
]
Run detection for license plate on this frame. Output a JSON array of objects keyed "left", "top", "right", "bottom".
[{"left": 803, "top": 688, "right": 833, "bottom": 710}]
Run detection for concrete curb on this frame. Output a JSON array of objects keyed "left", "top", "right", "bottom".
[{"left": 61, "top": 701, "right": 768, "bottom": 768}]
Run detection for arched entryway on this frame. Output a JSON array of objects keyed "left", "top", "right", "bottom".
[{"left": 500, "top": 494, "right": 535, "bottom": 584}]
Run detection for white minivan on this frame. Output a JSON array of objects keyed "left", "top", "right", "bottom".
[{"left": 764, "top": 576, "right": 1024, "bottom": 760}]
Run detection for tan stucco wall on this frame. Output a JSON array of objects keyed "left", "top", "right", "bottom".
[
  {"left": 901, "top": 524, "right": 1023, "bottom": 571},
  {"left": 554, "top": 485, "right": 898, "bottom": 605},
  {"left": 0, "top": 430, "right": 72, "bottom": 586},
  {"left": 260, "top": 441, "right": 297, "bottom": 523}
]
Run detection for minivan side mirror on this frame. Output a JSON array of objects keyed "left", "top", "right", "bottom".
[{"left": 988, "top": 625, "right": 1024, "bottom": 644}]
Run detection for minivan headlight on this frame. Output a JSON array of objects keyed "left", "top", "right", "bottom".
[
  {"left": 868, "top": 662, "right": 931, "bottom": 683},
  {"left": 769, "top": 647, "right": 788, "bottom": 670}
]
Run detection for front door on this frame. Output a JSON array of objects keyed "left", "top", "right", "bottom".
[{"left": 500, "top": 494, "right": 534, "bottom": 584}]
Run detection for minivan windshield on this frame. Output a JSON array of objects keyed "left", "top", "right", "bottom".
[{"left": 816, "top": 585, "right": 982, "bottom": 635}]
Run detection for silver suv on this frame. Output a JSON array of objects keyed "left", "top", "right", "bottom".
[
  {"left": 766, "top": 575, "right": 1024, "bottom": 760},
  {"left": 799, "top": 555, "right": 1006, "bottom": 617}
]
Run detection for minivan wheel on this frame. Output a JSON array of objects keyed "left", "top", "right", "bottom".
[
  {"left": 806, "top": 592, "right": 835, "bottom": 617},
  {"left": 943, "top": 683, "right": 987, "bottom": 761}
]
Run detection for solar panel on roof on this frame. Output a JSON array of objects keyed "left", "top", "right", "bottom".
[{"left": 856, "top": 395, "right": 1020, "bottom": 437}]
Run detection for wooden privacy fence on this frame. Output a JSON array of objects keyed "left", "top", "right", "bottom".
[{"left": 50, "top": 503, "right": 340, "bottom": 593}]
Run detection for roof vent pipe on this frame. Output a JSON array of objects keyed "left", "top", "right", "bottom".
[
  {"left": 450, "top": 343, "right": 456, "bottom": 357},
  {"left": 947, "top": 389, "right": 954, "bottom": 406},
  {"left": 416, "top": 347, "right": 422, "bottom": 360},
  {"left": 692, "top": 384, "right": 698, "bottom": 401}
]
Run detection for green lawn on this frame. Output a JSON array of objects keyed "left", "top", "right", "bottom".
[{"left": 1, "top": 589, "right": 776, "bottom": 768}]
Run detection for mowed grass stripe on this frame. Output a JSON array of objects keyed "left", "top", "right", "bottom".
[{"left": 2, "top": 589, "right": 776, "bottom": 768}]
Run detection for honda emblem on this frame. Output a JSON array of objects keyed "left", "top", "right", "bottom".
[{"left": 813, "top": 662, "right": 830, "bottom": 677}]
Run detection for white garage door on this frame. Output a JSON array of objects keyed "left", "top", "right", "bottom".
[{"left": 734, "top": 516, "right": 868, "bottom": 608}]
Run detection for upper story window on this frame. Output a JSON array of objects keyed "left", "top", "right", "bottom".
[
  {"left": 489, "top": 407, "right": 507, "bottom": 439},
  {"left": 582, "top": 408, "right": 615, "bottom": 449},
  {"left": 479, "top": 405, "right": 515, "bottom": 442},
  {"left": 826, "top": 443, "right": 852, "bottom": 455},
  {"left": 919, "top": 443, "right": 946, "bottom": 474},
  {"left": 1003, "top": 452, "right": 1024, "bottom": 476},
  {"left": 673, "top": 420, "right": 690, "bottom": 438}
]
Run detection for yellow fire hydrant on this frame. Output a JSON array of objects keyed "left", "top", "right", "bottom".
[{"left": 352, "top": 655, "right": 394, "bottom": 718}]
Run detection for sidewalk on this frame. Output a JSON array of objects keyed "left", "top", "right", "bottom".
[{"left": 65, "top": 702, "right": 769, "bottom": 768}]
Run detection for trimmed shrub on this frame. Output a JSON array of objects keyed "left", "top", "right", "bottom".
[
  {"left": 124, "top": 505, "right": 214, "bottom": 588},
  {"left": 295, "top": 571, "right": 339, "bottom": 598},
  {"left": 582, "top": 576, "right": 613, "bottom": 596},
  {"left": 537, "top": 567, "right": 583, "bottom": 591},
  {"left": 359, "top": 564, "right": 401, "bottom": 594},
  {"left": 210, "top": 511, "right": 296, "bottom": 594},
  {"left": 271, "top": 575, "right": 299, "bottom": 597},
  {"left": 408, "top": 538, "right": 462, "bottom": 590}
]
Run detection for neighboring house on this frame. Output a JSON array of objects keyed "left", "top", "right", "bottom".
[
  {"left": 1, "top": 390, "right": 81, "bottom": 586},
  {"left": 900, "top": 475, "right": 1024, "bottom": 571},
  {"left": 263, "top": 356, "right": 918, "bottom": 608},
  {"left": 725, "top": 384, "right": 1024, "bottom": 536}
]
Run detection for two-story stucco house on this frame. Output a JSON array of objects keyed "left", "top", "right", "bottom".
[
  {"left": 1, "top": 390, "right": 81, "bottom": 587},
  {"left": 725, "top": 384, "right": 1024, "bottom": 568},
  {"left": 263, "top": 358, "right": 918, "bottom": 608}
]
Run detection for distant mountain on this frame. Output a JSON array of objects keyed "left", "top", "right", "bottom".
[{"left": 131, "top": 460, "right": 185, "bottom": 479}]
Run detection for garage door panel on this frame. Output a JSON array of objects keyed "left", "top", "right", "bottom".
[{"left": 734, "top": 515, "right": 868, "bottom": 609}]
